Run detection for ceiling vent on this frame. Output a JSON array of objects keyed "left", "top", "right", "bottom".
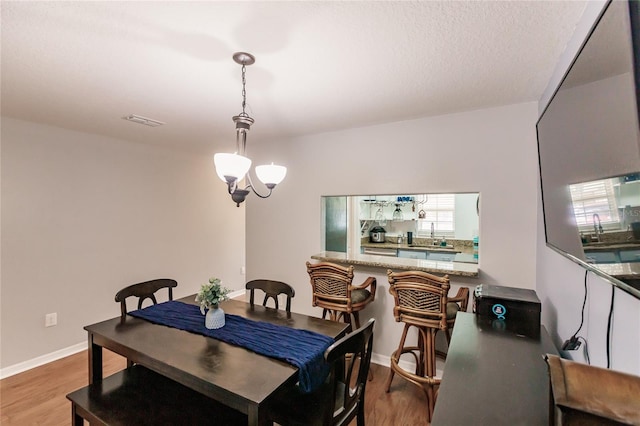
[{"left": 122, "top": 114, "right": 165, "bottom": 127}]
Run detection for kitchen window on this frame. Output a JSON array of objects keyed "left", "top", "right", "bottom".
[
  {"left": 570, "top": 178, "right": 620, "bottom": 230},
  {"left": 416, "top": 193, "right": 456, "bottom": 237}
]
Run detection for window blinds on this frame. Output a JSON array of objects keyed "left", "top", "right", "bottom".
[{"left": 570, "top": 178, "right": 620, "bottom": 228}]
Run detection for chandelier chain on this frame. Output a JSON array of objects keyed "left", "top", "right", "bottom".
[{"left": 240, "top": 64, "right": 248, "bottom": 117}]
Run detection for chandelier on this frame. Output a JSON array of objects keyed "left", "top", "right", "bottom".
[{"left": 214, "top": 52, "right": 287, "bottom": 207}]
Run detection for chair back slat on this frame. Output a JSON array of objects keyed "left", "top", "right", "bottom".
[
  {"left": 246, "top": 279, "right": 295, "bottom": 313},
  {"left": 315, "top": 276, "right": 348, "bottom": 297},
  {"left": 397, "top": 287, "right": 441, "bottom": 311},
  {"left": 307, "top": 261, "right": 355, "bottom": 304},
  {"left": 115, "top": 278, "right": 177, "bottom": 320}
]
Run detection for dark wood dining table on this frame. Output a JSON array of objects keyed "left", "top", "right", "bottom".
[{"left": 85, "top": 295, "right": 350, "bottom": 426}]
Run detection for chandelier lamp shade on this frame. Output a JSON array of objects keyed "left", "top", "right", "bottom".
[{"left": 214, "top": 52, "right": 287, "bottom": 207}]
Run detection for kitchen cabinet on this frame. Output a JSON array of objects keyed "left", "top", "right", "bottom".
[
  {"left": 584, "top": 248, "right": 640, "bottom": 264},
  {"left": 427, "top": 252, "right": 456, "bottom": 262},
  {"left": 398, "top": 248, "right": 458, "bottom": 262},
  {"left": 361, "top": 247, "right": 398, "bottom": 257},
  {"left": 619, "top": 249, "right": 640, "bottom": 262},
  {"left": 454, "top": 253, "right": 478, "bottom": 264},
  {"left": 584, "top": 251, "right": 618, "bottom": 264},
  {"left": 397, "top": 249, "right": 427, "bottom": 260}
]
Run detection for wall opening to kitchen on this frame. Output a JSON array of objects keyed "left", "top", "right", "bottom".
[{"left": 321, "top": 193, "right": 480, "bottom": 262}]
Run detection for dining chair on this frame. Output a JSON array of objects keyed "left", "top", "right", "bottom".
[
  {"left": 384, "top": 269, "right": 469, "bottom": 422},
  {"left": 115, "top": 278, "right": 178, "bottom": 320},
  {"left": 245, "top": 279, "right": 295, "bottom": 312},
  {"left": 545, "top": 354, "right": 640, "bottom": 425},
  {"left": 306, "top": 261, "right": 376, "bottom": 330},
  {"left": 267, "top": 318, "right": 375, "bottom": 426}
]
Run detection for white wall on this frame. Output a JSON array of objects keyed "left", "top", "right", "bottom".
[
  {"left": 537, "top": 0, "right": 640, "bottom": 375},
  {"left": 246, "top": 102, "right": 540, "bottom": 362},
  {"left": 0, "top": 117, "right": 246, "bottom": 370}
]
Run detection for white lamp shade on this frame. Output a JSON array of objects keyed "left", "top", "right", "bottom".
[
  {"left": 255, "top": 163, "right": 287, "bottom": 185},
  {"left": 214, "top": 153, "right": 251, "bottom": 182}
]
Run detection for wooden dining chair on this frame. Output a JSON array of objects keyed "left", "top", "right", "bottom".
[
  {"left": 267, "top": 318, "right": 375, "bottom": 426},
  {"left": 115, "top": 278, "right": 178, "bottom": 320},
  {"left": 545, "top": 354, "right": 640, "bottom": 425},
  {"left": 246, "top": 279, "right": 295, "bottom": 312}
]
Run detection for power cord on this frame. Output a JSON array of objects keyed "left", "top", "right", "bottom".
[
  {"left": 562, "top": 270, "right": 589, "bottom": 351},
  {"left": 606, "top": 285, "right": 616, "bottom": 368},
  {"left": 577, "top": 336, "right": 590, "bottom": 364}
]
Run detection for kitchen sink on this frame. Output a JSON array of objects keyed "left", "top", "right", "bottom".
[{"left": 408, "top": 244, "right": 455, "bottom": 250}]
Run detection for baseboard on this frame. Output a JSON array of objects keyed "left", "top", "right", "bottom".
[
  {"left": 371, "top": 353, "right": 419, "bottom": 371},
  {"left": 0, "top": 341, "right": 86, "bottom": 380},
  {"left": 371, "top": 352, "right": 390, "bottom": 368},
  {"left": 371, "top": 352, "right": 445, "bottom": 377},
  {"left": 229, "top": 289, "right": 246, "bottom": 299}
]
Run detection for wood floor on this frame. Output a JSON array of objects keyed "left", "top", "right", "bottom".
[{"left": 1, "top": 351, "right": 431, "bottom": 425}]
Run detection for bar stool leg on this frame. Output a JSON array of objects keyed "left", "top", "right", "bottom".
[
  {"left": 426, "top": 328, "right": 438, "bottom": 420},
  {"left": 385, "top": 323, "right": 410, "bottom": 392},
  {"left": 352, "top": 311, "right": 361, "bottom": 329},
  {"left": 416, "top": 330, "right": 425, "bottom": 376}
]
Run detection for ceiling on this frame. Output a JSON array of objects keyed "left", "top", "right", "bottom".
[{"left": 1, "top": 1, "right": 588, "bottom": 155}]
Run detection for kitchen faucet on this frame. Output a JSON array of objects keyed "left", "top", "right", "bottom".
[{"left": 593, "top": 213, "right": 603, "bottom": 241}]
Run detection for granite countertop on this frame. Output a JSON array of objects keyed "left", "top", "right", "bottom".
[
  {"left": 587, "top": 263, "right": 640, "bottom": 293},
  {"left": 311, "top": 250, "right": 479, "bottom": 278},
  {"left": 361, "top": 242, "right": 463, "bottom": 253},
  {"left": 582, "top": 242, "right": 640, "bottom": 252},
  {"left": 593, "top": 262, "right": 640, "bottom": 279}
]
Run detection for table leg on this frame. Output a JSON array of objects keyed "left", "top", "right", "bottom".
[
  {"left": 247, "top": 404, "right": 271, "bottom": 426},
  {"left": 87, "top": 332, "right": 103, "bottom": 384},
  {"left": 71, "top": 404, "right": 84, "bottom": 426}
]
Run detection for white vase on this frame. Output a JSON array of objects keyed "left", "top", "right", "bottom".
[{"left": 205, "top": 306, "right": 225, "bottom": 329}]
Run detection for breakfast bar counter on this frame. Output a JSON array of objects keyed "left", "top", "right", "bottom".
[{"left": 311, "top": 250, "right": 479, "bottom": 277}]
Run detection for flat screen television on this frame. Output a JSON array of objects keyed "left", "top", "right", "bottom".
[{"left": 536, "top": 0, "right": 640, "bottom": 299}]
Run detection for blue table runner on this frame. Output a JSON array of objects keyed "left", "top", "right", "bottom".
[{"left": 128, "top": 301, "right": 333, "bottom": 393}]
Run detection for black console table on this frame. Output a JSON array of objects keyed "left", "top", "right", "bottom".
[{"left": 432, "top": 312, "right": 558, "bottom": 425}]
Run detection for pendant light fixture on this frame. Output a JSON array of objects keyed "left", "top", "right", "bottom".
[{"left": 214, "top": 52, "right": 287, "bottom": 207}]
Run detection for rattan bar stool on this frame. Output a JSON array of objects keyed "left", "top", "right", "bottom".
[
  {"left": 306, "top": 261, "right": 376, "bottom": 330},
  {"left": 384, "top": 269, "right": 469, "bottom": 422}
]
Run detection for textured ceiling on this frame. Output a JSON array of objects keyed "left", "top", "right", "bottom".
[{"left": 1, "top": 1, "right": 587, "bottom": 154}]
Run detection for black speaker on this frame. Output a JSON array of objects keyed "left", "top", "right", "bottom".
[{"left": 473, "top": 284, "right": 541, "bottom": 338}]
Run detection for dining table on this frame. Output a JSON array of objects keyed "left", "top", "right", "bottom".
[{"left": 85, "top": 295, "right": 350, "bottom": 426}]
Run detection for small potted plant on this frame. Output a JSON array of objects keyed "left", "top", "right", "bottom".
[{"left": 195, "top": 277, "right": 230, "bottom": 329}]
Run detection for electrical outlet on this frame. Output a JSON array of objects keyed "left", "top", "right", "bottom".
[
  {"left": 562, "top": 336, "right": 581, "bottom": 351},
  {"left": 240, "top": 266, "right": 246, "bottom": 275},
  {"left": 45, "top": 313, "right": 57, "bottom": 327}
]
